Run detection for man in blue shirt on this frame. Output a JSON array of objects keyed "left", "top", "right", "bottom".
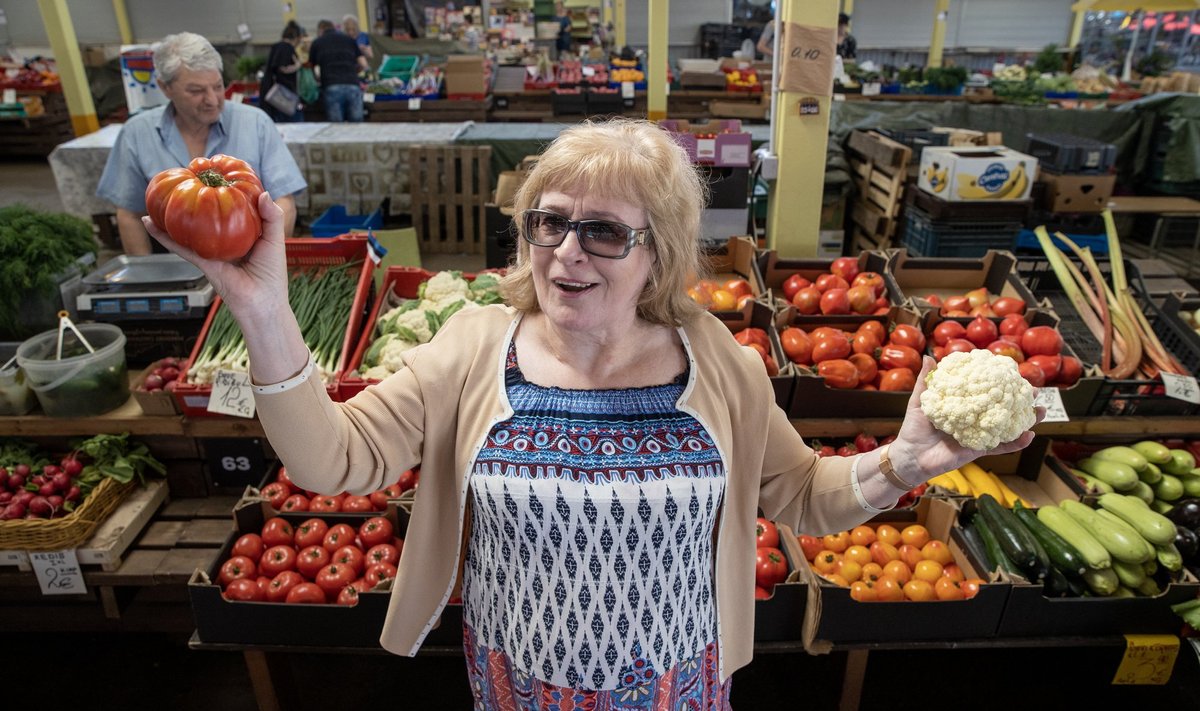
[
  {"left": 96, "top": 32, "right": 306, "bottom": 255},
  {"left": 308, "top": 19, "right": 368, "bottom": 122}
]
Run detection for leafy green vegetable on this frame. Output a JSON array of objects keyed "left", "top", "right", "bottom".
[
  {"left": 1033, "top": 44, "right": 1064, "bottom": 75},
  {"left": 0, "top": 205, "right": 97, "bottom": 339},
  {"left": 0, "top": 439, "right": 49, "bottom": 471},
  {"left": 924, "top": 66, "right": 967, "bottom": 91},
  {"left": 1171, "top": 597, "right": 1200, "bottom": 630},
  {"left": 70, "top": 433, "right": 165, "bottom": 498}
]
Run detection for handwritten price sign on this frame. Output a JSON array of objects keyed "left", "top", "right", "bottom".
[
  {"left": 1033, "top": 387, "right": 1070, "bottom": 423},
  {"left": 779, "top": 22, "right": 836, "bottom": 96},
  {"left": 1161, "top": 372, "right": 1200, "bottom": 404},
  {"left": 30, "top": 550, "right": 87, "bottom": 595},
  {"left": 208, "top": 369, "right": 256, "bottom": 419},
  {"left": 1112, "top": 634, "right": 1179, "bottom": 685}
]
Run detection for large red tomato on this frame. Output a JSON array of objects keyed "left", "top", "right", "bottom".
[
  {"left": 323, "top": 523, "right": 358, "bottom": 552},
  {"left": 259, "top": 545, "right": 298, "bottom": 577},
  {"left": 878, "top": 344, "right": 922, "bottom": 373},
  {"left": 965, "top": 316, "right": 999, "bottom": 349},
  {"left": 931, "top": 320, "right": 966, "bottom": 347},
  {"left": 259, "top": 482, "right": 289, "bottom": 510},
  {"left": 755, "top": 547, "right": 789, "bottom": 589},
  {"left": 365, "top": 562, "right": 398, "bottom": 588},
  {"left": 223, "top": 577, "right": 264, "bottom": 602},
  {"left": 359, "top": 516, "right": 395, "bottom": 548},
  {"left": 296, "top": 545, "right": 332, "bottom": 579},
  {"left": 285, "top": 582, "right": 327, "bottom": 604},
  {"left": 366, "top": 543, "right": 401, "bottom": 567},
  {"left": 888, "top": 324, "right": 926, "bottom": 352},
  {"left": 266, "top": 570, "right": 304, "bottom": 602},
  {"left": 1057, "top": 355, "right": 1083, "bottom": 386},
  {"left": 145, "top": 154, "right": 264, "bottom": 261},
  {"left": 231, "top": 533, "right": 265, "bottom": 562},
  {"left": 260, "top": 517, "right": 295, "bottom": 548},
  {"left": 1021, "top": 326, "right": 1063, "bottom": 357},
  {"left": 315, "top": 563, "right": 358, "bottom": 600},
  {"left": 817, "top": 359, "right": 859, "bottom": 389},
  {"left": 781, "top": 273, "right": 811, "bottom": 302},
  {"left": 333, "top": 545, "right": 367, "bottom": 576},
  {"left": 756, "top": 518, "right": 780, "bottom": 549},
  {"left": 878, "top": 368, "right": 916, "bottom": 391},
  {"left": 294, "top": 518, "right": 329, "bottom": 549},
  {"left": 218, "top": 555, "right": 257, "bottom": 587}
]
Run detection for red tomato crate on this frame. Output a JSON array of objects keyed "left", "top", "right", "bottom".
[{"left": 173, "top": 234, "right": 377, "bottom": 417}]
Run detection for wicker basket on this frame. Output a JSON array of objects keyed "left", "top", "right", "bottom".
[{"left": 0, "top": 477, "right": 135, "bottom": 551}]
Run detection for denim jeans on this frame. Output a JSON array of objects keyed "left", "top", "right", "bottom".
[{"left": 322, "top": 83, "right": 364, "bottom": 122}]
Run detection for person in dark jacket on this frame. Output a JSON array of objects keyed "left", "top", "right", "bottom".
[
  {"left": 308, "top": 19, "right": 368, "bottom": 122},
  {"left": 261, "top": 21, "right": 305, "bottom": 122}
]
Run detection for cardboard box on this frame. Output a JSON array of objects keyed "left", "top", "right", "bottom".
[
  {"left": 658, "top": 119, "right": 752, "bottom": 167},
  {"left": 708, "top": 97, "right": 769, "bottom": 121},
  {"left": 443, "top": 54, "right": 487, "bottom": 96},
  {"left": 918, "top": 146, "right": 1038, "bottom": 202},
  {"left": 1038, "top": 171, "right": 1116, "bottom": 213},
  {"left": 799, "top": 498, "right": 1009, "bottom": 646},
  {"left": 716, "top": 298, "right": 794, "bottom": 411},
  {"left": 930, "top": 127, "right": 1003, "bottom": 147},
  {"left": 757, "top": 250, "right": 891, "bottom": 316},
  {"left": 883, "top": 249, "right": 1040, "bottom": 318}
]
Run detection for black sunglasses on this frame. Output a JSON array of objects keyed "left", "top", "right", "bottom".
[{"left": 521, "top": 209, "right": 651, "bottom": 259}]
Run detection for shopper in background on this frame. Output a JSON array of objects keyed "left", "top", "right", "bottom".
[
  {"left": 96, "top": 31, "right": 306, "bottom": 255},
  {"left": 308, "top": 19, "right": 368, "bottom": 122},
  {"left": 342, "top": 13, "right": 374, "bottom": 61},
  {"left": 555, "top": 1, "right": 573, "bottom": 57},
  {"left": 144, "top": 119, "right": 1039, "bottom": 708},
  {"left": 756, "top": 16, "right": 775, "bottom": 58},
  {"left": 260, "top": 21, "right": 306, "bottom": 123},
  {"left": 837, "top": 12, "right": 857, "bottom": 60}
]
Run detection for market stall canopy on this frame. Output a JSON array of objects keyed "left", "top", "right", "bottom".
[{"left": 1071, "top": 0, "right": 1200, "bottom": 11}]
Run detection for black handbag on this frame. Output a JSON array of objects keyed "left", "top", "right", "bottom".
[{"left": 263, "top": 82, "right": 300, "bottom": 115}]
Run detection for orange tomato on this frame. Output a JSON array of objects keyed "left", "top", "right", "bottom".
[
  {"left": 874, "top": 574, "right": 905, "bottom": 602},
  {"left": 912, "top": 559, "right": 944, "bottom": 583},
  {"left": 860, "top": 562, "right": 884, "bottom": 583},
  {"left": 835, "top": 559, "right": 862, "bottom": 583},
  {"left": 724, "top": 278, "right": 752, "bottom": 300},
  {"left": 822, "top": 573, "right": 850, "bottom": 587},
  {"left": 780, "top": 327, "right": 813, "bottom": 365},
  {"left": 903, "top": 579, "right": 936, "bottom": 601},
  {"left": 960, "top": 577, "right": 986, "bottom": 599},
  {"left": 849, "top": 580, "right": 878, "bottom": 602},
  {"left": 811, "top": 551, "right": 841, "bottom": 575},
  {"left": 941, "top": 563, "right": 966, "bottom": 583},
  {"left": 898, "top": 543, "right": 925, "bottom": 570},
  {"left": 869, "top": 540, "right": 900, "bottom": 567},
  {"left": 710, "top": 289, "right": 737, "bottom": 311},
  {"left": 844, "top": 544, "right": 873, "bottom": 567},
  {"left": 899, "top": 524, "right": 931, "bottom": 548},
  {"left": 921, "top": 539, "right": 954, "bottom": 566},
  {"left": 934, "top": 576, "right": 965, "bottom": 600},
  {"left": 686, "top": 286, "right": 711, "bottom": 306},
  {"left": 848, "top": 353, "right": 878, "bottom": 385},
  {"left": 848, "top": 525, "right": 877, "bottom": 547},
  {"left": 822, "top": 531, "right": 850, "bottom": 553},
  {"left": 875, "top": 524, "right": 902, "bottom": 547},
  {"left": 882, "top": 559, "right": 912, "bottom": 584}
]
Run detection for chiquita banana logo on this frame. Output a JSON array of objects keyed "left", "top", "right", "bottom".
[
  {"left": 956, "top": 162, "right": 1027, "bottom": 200},
  {"left": 925, "top": 162, "right": 948, "bottom": 193}
]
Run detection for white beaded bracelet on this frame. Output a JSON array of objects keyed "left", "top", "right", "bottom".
[{"left": 250, "top": 354, "right": 316, "bottom": 395}]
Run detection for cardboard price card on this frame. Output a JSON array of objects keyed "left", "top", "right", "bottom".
[
  {"left": 30, "top": 550, "right": 87, "bottom": 595},
  {"left": 1112, "top": 634, "right": 1179, "bottom": 685},
  {"left": 1033, "top": 387, "right": 1069, "bottom": 423},
  {"left": 1161, "top": 372, "right": 1200, "bottom": 404},
  {"left": 208, "top": 369, "right": 256, "bottom": 419},
  {"left": 779, "top": 22, "right": 836, "bottom": 97}
]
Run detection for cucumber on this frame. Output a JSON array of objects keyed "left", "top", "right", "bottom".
[
  {"left": 1078, "top": 458, "right": 1139, "bottom": 491},
  {"left": 1097, "top": 492, "right": 1178, "bottom": 546},
  {"left": 1072, "top": 469, "right": 1114, "bottom": 494},
  {"left": 1082, "top": 566, "right": 1120, "bottom": 596},
  {"left": 1044, "top": 565, "right": 1071, "bottom": 597},
  {"left": 1060, "top": 500, "right": 1152, "bottom": 564},
  {"left": 977, "top": 494, "right": 1040, "bottom": 575},
  {"left": 1110, "top": 558, "right": 1146, "bottom": 588},
  {"left": 1037, "top": 504, "right": 1111, "bottom": 570},
  {"left": 1130, "top": 480, "right": 1157, "bottom": 505},
  {"left": 1138, "top": 462, "right": 1163, "bottom": 485},
  {"left": 1132, "top": 440, "right": 1172, "bottom": 465},
  {"left": 1155, "top": 542, "right": 1183, "bottom": 572},
  {"left": 972, "top": 513, "right": 1013, "bottom": 575},
  {"left": 958, "top": 520, "right": 994, "bottom": 573},
  {"left": 1093, "top": 446, "right": 1149, "bottom": 472},
  {"left": 1012, "top": 502, "right": 1088, "bottom": 578},
  {"left": 1153, "top": 474, "right": 1184, "bottom": 502}
]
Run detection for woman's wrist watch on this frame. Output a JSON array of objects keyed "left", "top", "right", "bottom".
[{"left": 878, "top": 443, "right": 922, "bottom": 491}]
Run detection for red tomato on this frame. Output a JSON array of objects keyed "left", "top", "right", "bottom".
[
  {"left": 879, "top": 368, "right": 916, "bottom": 391},
  {"left": 266, "top": 570, "right": 304, "bottom": 602},
  {"left": 780, "top": 327, "right": 813, "bottom": 365},
  {"left": 365, "top": 562, "right": 398, "bottom": 588},
  {"left": 259, "top": 482, "right": 290, "bottom": 510},
  {"left": 323, "top": 523, "right": 358, "bottom": 552},
  {"left": 782, "top": 273, "right": 811, "bottom": 302},
  {"left": 724, "top": 278, "right": 753, "bottom": 300},
  {"left": 846, "top": 285, "right": 876, "bottom": 314},
  {"left": 932, "top": 320, "right": 966, "bottom": 347},
  {"left": 294, "top": 518, "right": 330, "bottom": 549},
  {"left": 756, "top": 518, "right": 780, "bottom": 549},
  {"left": 923, "top": 293, "right": 944, "bottom": 307},
  {"left": 260, "top": 517, "right": 295, "bottom": 548},
  {"left": 999, "top": 313, "right": 1029, "bottom": 338},
  {"left": 986, "top": 339, "right": 1024, "bottom": 363},
  {"left": 837, "top": 444, "right": 859, "bottom": 457},
  {"left": 231, "top": 533, "right": 265, "bottom": 562},
  {"left": 851, "top": 271, "right": 885, "bottom": 298},
  {"left": 366, "top": 542, "right": 401, "bottom": 567},
  {"left": 817, "top": 359, "right": 860, "bottom": 389},
  {"left": 815, "top": 273, "right": 849, "bottom": 293},
  {"left": 1021, "top": 326, "right": 1063, "bottom": 357},
  {"left": 879, "top": 344, "right": 922, "bottom": 372},
  {"left": 280, "top": 494, "right": 310, "bottom": 512},
  {"left": 965, "top": 316, "right": 999, "bottom": 349},
  {"left": 755, "top": 547, "right": 789, "bottom": 589},
  {"left": 332, "top": 545, "right": 367, "bottom": 576},
  {"left": 223, "top": 577, "right": 264, "bottom": 602},
  {"left": 991, "top": 297, "right": 1027, "bottom": 317},
  {"left": 849, "top": 353, "right": 878, "bottom": 384},
  {"left": 336, "top": 584, "right": 361, "bottom": 606},
  {"left": 359, "top": 516, "right": 395, "bottom": 549},
  {"left": 734, "top": 327, "right": 770, "bottom": 351},
  {"left": 342, "top": 495, "right": 374, "bottom": 513},
  {"left": 145, "top": 154, "right": 264, "bottom": 261},
  {"left": 1027, "top": 354, "right": 1063, "bottom": 382},
  {"left": 218, "top": 555, "right": 257, "bottom": 587},
  {"left": 255, "top": 575, "right": 272, "bottom": 597},
  {"left": 830, "top": 257, "right": 860, "bottom": 282},
  {"left": 285, "top": 582, "right": 326, "bottom": 604},
  {"left": 1018, "top": 360, "right": 1046, "bottom": 387},
  {"left": 942, "top": 295, "right": 971, "bottom": 314},
  {"left": 275, "top": 467, "right": 299, "bottom": 493},
  {"left": 888, "top": 324, "right": 926, "bottom": 352},
  {"left": 851, "top": 330, "right": 882, "bottom": 358},
  {"left": 309, "top": 494, "right": 343, "bottom": 513},
  {"left": 368, "top": 490, "right": 391, "bottom": 511},
  {"left": 811, "top": 332, "right": 851, "bottom": 363},
  {"left": 945, "top": 338, "right": 976, "bottom": 356},
  {"left": 792, "top": 286, "right": 822, "bottom": 315},
  {"left": 296, "top": 545, "right": 332, "bottom": 579},
  {"left": 259, "top": 545, "right": 298, "bottom": 577},
  {"left": 315, "top": 563, "right": 358, "bottom": 601},
  {"left": 397, "top": 469, "right": 419, "bottom": 493},
  {"left": 854, "top": 432, "right": 879, "bottom": 453},
  {"left": 755, "top": 586, "right": 773, "bottom": 600},
  {"left": 819, "top": 288, "right": 852, "bottom": 315},
  {"left": 1057, "top": 355, "right": 1083, "bottom": 386}
]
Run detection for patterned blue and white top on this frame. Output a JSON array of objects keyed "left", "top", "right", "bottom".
[{"left": 463, "top": 344, "right": 727, "bottom": 692}]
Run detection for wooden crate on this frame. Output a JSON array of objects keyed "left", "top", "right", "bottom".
[
  {"left": 410, "top": 145, "right": 492, "bottom": 254},
  {"left": 846, "top": 130, "right": 912, "bottom": 252}
]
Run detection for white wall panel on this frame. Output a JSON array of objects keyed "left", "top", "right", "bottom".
[{"left": 951, "top": 0, "right": 1074, "bottom": 50}]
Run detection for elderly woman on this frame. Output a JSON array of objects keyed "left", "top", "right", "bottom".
[
  {"left": 96, "top": 32, "right": 306, "bottom": 254},
  {"left": 342, "top": 14, "right": 374, "bottom": 61},
  {"left": 147, "top": 119, "right": 1037, "bottom": 707}
]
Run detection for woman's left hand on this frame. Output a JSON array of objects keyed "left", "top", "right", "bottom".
[{"left": 889, "top": 356, "right": 1045, "bottom": 483}]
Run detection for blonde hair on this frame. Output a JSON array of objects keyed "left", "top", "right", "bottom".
[{"left": 498, "top": 119, "right": 708, "bottom": 326}]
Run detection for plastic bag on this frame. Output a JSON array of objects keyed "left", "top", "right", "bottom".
[{"left": 298, "top": 67, "right": 319, "bottom": 104}]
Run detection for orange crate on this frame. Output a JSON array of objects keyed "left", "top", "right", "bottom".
[{"left": 173, "top": 234, "right": 377, "bottom": 417}]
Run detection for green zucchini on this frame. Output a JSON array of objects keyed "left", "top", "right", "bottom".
[
  {"left": 1109, "top": 585, "right": 1136, "bottom": 598},
  {"left": 1072, "top": 469, "right": 1114, "bottom": 494},
  {"left": 1095, "top": 509, "right": 1158, "bottom": 561},
  {"left": 1150, "top": 500, "right": 1175, "bottom": 515},
  {"left": 977, "top": 494, "right": 1041, "bottom": 578},
  {"left": 1131, "top": 440, "right": 1172, "bottom": 465},
  {"left": 1097, "top": 493, "right": 1177, "bottom": 545},
  {"left": 1093, "top": 446, "right": 1149, "bottom": 472},
  {"left": 1037, "top": 504, "right": 1111, "bottom": 570},
  {"left": 1143, "top": 559, "right": 1159, "bottom": 576},
  {"left": 958, "top": 520, "right": 994, "bottom": 573},
  {"left": 1138, "top": 462, "right": 1163, "bottom": 485},
  {"left": 1137, "top": 577, "right": 1162, "bottom": 597},
  {"left": 1130, "top": 481, "right": 1156, "bottom": 505},
  {"left": 1082, "top": 566, "right": 1120, "bottom": 596},
  {"left": 1060, "top": 500, "right": 1152, "bottom": 564},
  {"left": 1012, "top": 502, "right": 1088, "bottom": 578},
  {"left": 1153, "top": 474, "right": 1184, "bottom": 502},
  {"left": 972, "top": 513, "right": 1013, "bottom": 575},
  {"left": 1078, "top": 457, "right": 1139, "bottom": 491},
  {"left": 1044, "top": 564, "right": 1071, "bottom": 597},
  {"left": 1155, "top": 542, "right": 1183, "bottom": 572},
  {"left": 1110, "top": 558, "right": 1146, "bottom": 588}
]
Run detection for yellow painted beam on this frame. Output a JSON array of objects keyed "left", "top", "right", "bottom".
[
  {"left": 615, "top": 0, "right": 626, "bottom": 49},
  {"left": 357, "top": 0, "right": 369, "bottom": 30},
  {"left": 842, "top": 0, "right": 854, "bottom": 23},
  {"left": 36, "top": 0, "right": 98, "bottom": 137},
  {"left": 646, "top": 0, "right": 668, "bottom": 120},
  {"left": 1068, "top": 10, "right": 1086, "bottom": 49},
  {"left": 767, "top": 0, "right": 837, "bottom": 257},
  {"left": 280, "top": 1, "right": 297, "bottom": 24},
  {"left": 604, "top": 0, "right": 613, "bottom": 28},
  {"left": 928, "top": 0, "right": 950, "bottom": 68},
  {"left": 112, "top": 0, "right": 132, "bottom": 44}
]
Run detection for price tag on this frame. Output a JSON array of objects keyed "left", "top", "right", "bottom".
[
  {"left": 237, "top": 23, "right": 253, "bottom": 41},
  {"left": 1033, "top": 387, "right": 1070, "bottom": 423},
  {"left": 526, "top": 65, "right": 538, "bottom": 78},
  {"left": 862, "top": 82, "right": 881, "bottom": 96},
  {"left": 204, "top": 437, "right": 268, "bottom": 491},
  {"left": 30, "top": 550, "right": 86, "bottom": 595},
  {"left": 1161, "top": 372, "right": 1200, "bottom": 404},
  {"left": 0, "top": 550, "right": 28, "bottom": 567},
  {"left": 208, "top": 369, "right": 255, "bottom": 418},
  {"left": 1112, "top": 634, "right": 1179, "bottom": 685},
  {"left": 363, "top": 92, "right": 375, "bottom": 104},
  {"left": 779, "top": 22, "right": 837, "bottom": 96},
  {"left": 621, "top": 81, "right": 635, "bottom": 99},
  {"left": 2, "top": 88, "right": 15, "bottom": 105},
  {"left": 582, "top": 66, "right": 595, "bottom": 77},
  {"left": 408, "top": 97, "right": 422, "bottom": 110}
]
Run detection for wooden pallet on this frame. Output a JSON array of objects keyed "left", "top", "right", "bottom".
[
  {"left": 847, "top": 130, "right": 912, "bottom": 251},
  {"left": 0, "top": 479, "right": 169, "bottom": 572},
  {"left": 410, "top": 144, "right": 492, "bottom": 255}
]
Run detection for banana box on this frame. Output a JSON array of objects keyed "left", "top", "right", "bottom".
[{"left": 917, "top": 146, "right": 1038, "bottom": 202}]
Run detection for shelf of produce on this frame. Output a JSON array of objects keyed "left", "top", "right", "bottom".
[{"left": 790, "top": 416, "right": 1200, "bottom": 438}]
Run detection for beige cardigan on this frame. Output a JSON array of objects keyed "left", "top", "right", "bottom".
[{"left": 255, "top": 305, "right": 873, "bottom": 682}]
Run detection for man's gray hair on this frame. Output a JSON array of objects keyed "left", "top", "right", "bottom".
[{"left": 154, "top": 32, "right": 223, "bottom": 85}]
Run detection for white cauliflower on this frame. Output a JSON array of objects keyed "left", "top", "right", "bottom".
[
  {"left": 382, "top": 306, "right": 434, "bottom": 344},
  {"left": 362, "top": 364, "right": 393, "bottom": 381},
  {"left": 919, "top": 349, "right": 1035, "bottom": 451},
  {"left": 420, "top": 271, "right": 470, "bottom": 305},
  {"left": 380, "top": 338, "right": 419, "bottom": 373}
]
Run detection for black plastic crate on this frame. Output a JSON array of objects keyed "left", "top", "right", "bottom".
[
  {"left": 1155, "top": 292, "right": 1200, "bottom": 376},
  {"left": 551, "top": 91, "right": 587, "bottom": 116},
  {"left": 901, "top": 206, "right": 1020, "bottom": 258},
  {"left": 875, "top": 127, "right": 949, "bottom": 160},
  {"left": 585, "top": 90, "right": 623, "bottom": 116},
  {"left": 1024, "top": 132, "right": 1116, "bottom": 174}
]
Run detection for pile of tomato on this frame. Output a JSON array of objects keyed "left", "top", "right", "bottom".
[
  {"left": 779, "top": 319, "right": 925, "bottom": 391},
  {"left": 929, "top": 315, "right": 1082, "bottom": 388},
  {"left": 688, "top": 277, "right": 755, "bottom": 312},
  {"left": 754, "top": 518, "right": 790, "bottom": 599},
  {"left": 777, "top": 257, "right": 890, "bottom": 316},
  {"left": 217, "top": 514, "right": 404, "bottom": 605},
  {"left": 732, "top": 327, "right": 780, "bottom": 376},
  {"left": 257, "top": 466, "right": 418, "bottom": 514}
]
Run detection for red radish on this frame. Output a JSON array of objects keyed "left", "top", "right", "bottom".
[
  {"left": 143, "top": 374, "right": 165, "bottom": 390},
  {"left": 14, "top": 464, "right": 29, "bottom": 477},
  {"left": 156, "top": 366, "right": 180, "bottom": 381},
  {"left": 28, "top": 496, "right": 52, "bottom": 517},
  {"left": 61, "top": 458, "right": 83, "bottom": 476}
]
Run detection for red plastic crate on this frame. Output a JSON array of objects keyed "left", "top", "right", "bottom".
[{"left": 173, "top": 234, "right": 377, "bottom": 417}]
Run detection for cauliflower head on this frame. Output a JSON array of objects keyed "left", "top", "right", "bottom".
[
  {"left": 919, "top": 349, "right": 1035, "bottom": 451},
  {"left": 382, "top": 306, "right": 434, "bottom": 344},
  {"left": 420, "top": 271, "right": 470, "bottom": 305}
]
